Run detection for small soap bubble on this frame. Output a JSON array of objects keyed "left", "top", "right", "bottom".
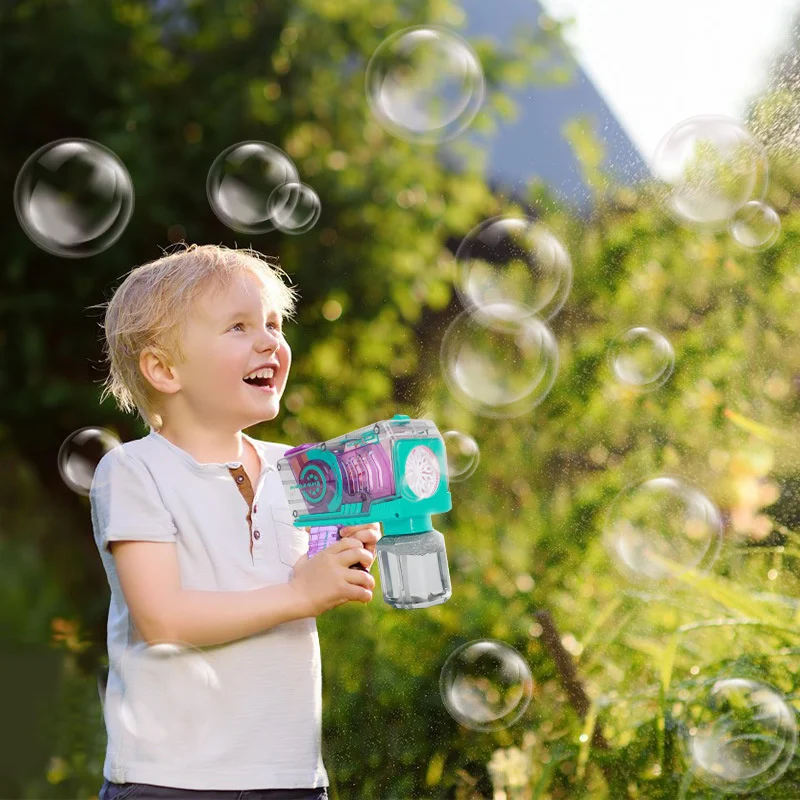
[
  {"left": 679, "top": 678, "right": 796, "bottom": 794},
  {"left": 729, "top": 200, "right": 781, "bottom": 250},
  {"left": 110, "top": 640, "right": 221, "bottom": 761},
  {"left": 440, "top": 306, "right": 559, "bottom": 418},
  {"left": 268, "top": 181, "right": 321, "bottom": 234},
  {"left": 439, "top": 639, "right": 533, "bottom": 731},
  {"left": 651, "top": 115, "right": 768, "bottom": 229},
  {"left": 365, "top": 26, "right": 485, "bottom": 144},
  {"left": 443, "top": 430, "right": 480, "bottom": 482},
  {"left": 455, "top": 216, "right": 573, "bottom": 325},
  {"left": 14, "top": 138, "right": 135, "bottom": 258},
  {"left": 603, "top": 476, "right": 723, "bottom": 584},
  {"left": 608, "top": 327, "right": 675, "bottom": 391},
  {"left": 207, "top": 141, "right": 299, "bottom": 234},
  {"left": 57, "top": 427, "right": 122, "bottom": 496}
]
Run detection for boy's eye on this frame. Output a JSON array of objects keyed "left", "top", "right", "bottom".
[{"left": 230, "top": 321, "right": 282, "bottom": 333}]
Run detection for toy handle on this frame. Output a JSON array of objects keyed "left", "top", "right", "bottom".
[{"left": 307, "top": 525, "right": 369, "bottom": 572}]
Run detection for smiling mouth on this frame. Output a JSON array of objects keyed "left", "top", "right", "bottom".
[{"left": 243, "top": 375, "right": 275, "bottom": 388}]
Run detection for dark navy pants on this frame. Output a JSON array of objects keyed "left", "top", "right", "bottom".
[{"left": 99, "top": 779, "right": 329, "bottom": 800}]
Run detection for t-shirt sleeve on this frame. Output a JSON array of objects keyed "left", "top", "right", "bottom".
[{"left": 90, "top": 447, "right": 178, "bottom": 554}]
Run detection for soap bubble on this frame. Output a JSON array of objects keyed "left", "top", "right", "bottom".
[
  {"left": 603, "top": 476, "right": 723, "bottom": 584},
  {"left": 651, "top": 115, "right": 768, "bottom": 229},
  {"left": 14, "top": 138, "right": 135, "bottom": 258},
  {"left": 679, "top": 678, "right": 796, "bottom": 794},
  {"left": 729, "top": 201, "right": 781, "bottom": 250},
  {"left": 455, "top": 216, "right": 573, "bottom": 325},
  {"left": 365, "top": 26, "right": 485, "bottom": 144},
  {"left": 608, "top": 327, "right": 675, "bottom": 391},
  {"left": 440, "top": 639, "right": 533, "bottom": 731},
  {"left": 440, "top": 307, "right": 559, "bottom": 418},
  {"left": 58, "top": 427, "right": 122, "bottom": 496},
  {"left": 207, "top": 141, "right": 299, "bottom": 234},
  {"left": 267, "top": 181, "right": 321, "bottom": 234},
  {"left": 110, "top": 640, "right": 221, "bottom": 761},
  {"left": 443, "top": 430, "right": 480, "bottom": 482}
]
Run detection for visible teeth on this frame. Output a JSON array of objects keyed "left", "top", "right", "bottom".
[{"left": 245, "top": 367, "right": 275, "bottom": 380}]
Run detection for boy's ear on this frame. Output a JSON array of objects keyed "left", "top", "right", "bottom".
[{"left": 139, "top": 348, "right": 181, "bottom": 395}]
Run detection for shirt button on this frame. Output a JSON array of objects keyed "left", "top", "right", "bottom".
[
  {"left": 236, "top": 475, "right": 244, "bottom": 483},
  {"left": 253, "top": 504, "right": 258, "bottom": 514},
  {"left": 253, "top": 530, "right": 261, "bottom": 540}
]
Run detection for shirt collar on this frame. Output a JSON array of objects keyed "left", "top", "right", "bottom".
[{"left": 147, "top": 428, "right": 276, "bottom": 475}]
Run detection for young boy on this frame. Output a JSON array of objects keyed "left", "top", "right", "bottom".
[{"left": 90, "top": 243, "right": 380, "bottom": 800}]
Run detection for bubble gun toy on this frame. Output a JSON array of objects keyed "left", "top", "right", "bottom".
[{"left": 276, "top": 414, "right": 452, "bottom": 609}]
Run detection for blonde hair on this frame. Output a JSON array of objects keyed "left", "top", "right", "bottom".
[{"left": 90, "top": 243, "right": 300, "bottom": 431}]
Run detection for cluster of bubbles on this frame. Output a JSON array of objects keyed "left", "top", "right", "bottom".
[
  {"left": 15, "top": 24, "right": 488, "bottom": 257},
  {"left": 440, "top": 215, "right": 568, "bottom": 419},
  {"left": 14, "top": 138, "right": 320, "bottom": 258},
  {"left": 652, "top": 114, "right": 779, "bottom": 251},
  {"left": 206, "top": 140, "right": 320, "bottom": 235}
]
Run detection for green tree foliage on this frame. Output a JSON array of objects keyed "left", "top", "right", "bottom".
[{"left": 4, "top": 1, "right": 800, "bottom": 799}]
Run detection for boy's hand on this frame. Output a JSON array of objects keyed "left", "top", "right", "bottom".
[
  {"left": 290, "top": 538, "right": 376, "bottom": 617},
  {"left": 339, "top": 523, "right": 382, "bottom": 569}
]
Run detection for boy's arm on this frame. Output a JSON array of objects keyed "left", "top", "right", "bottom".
[{"left": 111, "top": 540, "right": 313, "bottom": 648}]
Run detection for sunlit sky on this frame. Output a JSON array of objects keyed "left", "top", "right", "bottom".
[{"left": 539, "top": 0, "right": 800, "bottom": 164}]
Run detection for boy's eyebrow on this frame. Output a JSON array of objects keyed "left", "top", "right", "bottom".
[{"left": 222, "top": 308, "right": 281, "bottom": 323}]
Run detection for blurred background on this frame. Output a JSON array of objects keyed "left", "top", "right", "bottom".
[{"left": 5, "top": 0, "right": 800, "bottom": 797}]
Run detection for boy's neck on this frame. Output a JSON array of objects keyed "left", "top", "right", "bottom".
[{"left": 156, "top": 421, "right": 249, "bottom": 465}]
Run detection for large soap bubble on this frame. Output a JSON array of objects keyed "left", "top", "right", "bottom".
[
  {"left": 680, "top": 677, "right": 797, "bottom": 794},
  {"left": 455, "top": 216, "right": 573, "bottom": 325},
  {"left": 440, "top": 307, "right": 559, "bottom": 418},
  {"left": 440, "top": 639, "right": 534, "bottom": 732},
  {"left": 365, "top": 26, "right": 485, "bottom": 144},
  {"left": 14, "top": 138, "right": 135, "bottom": 258},
  {"left": 603, "top": 475, "right": 723, "bottom": 584},
  {"left": 651, "top": 115, "right": 768, "bottom": 229}
]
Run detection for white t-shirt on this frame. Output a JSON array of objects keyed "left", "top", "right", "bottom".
[{"left": 90, "top": 428, "right": 329, "bottom": 791}]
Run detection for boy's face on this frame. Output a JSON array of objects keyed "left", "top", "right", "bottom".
[{"left": 169, "top": 269, "right": 292, "bottom": 430}]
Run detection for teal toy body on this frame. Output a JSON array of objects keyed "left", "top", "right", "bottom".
[{"left": 276, "top": 414, "right": 453, "bottom": 608}]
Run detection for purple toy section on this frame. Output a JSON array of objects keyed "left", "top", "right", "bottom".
[
  {"left": 285, "top": 441, "right": 395, "bottom": 515},
  {"left": 285, "top": 440, "right": 394, "bottom": 573}
]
